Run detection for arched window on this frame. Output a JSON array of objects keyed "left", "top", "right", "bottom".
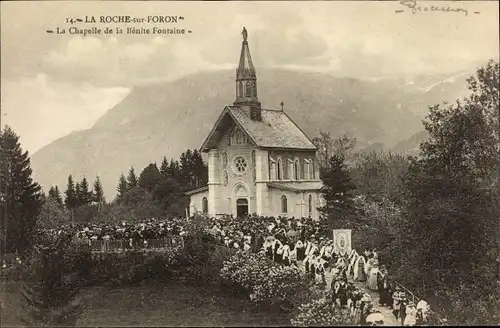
[
  {"left": 304, "top": 160, "right": 310, "bottom": 179},
  {"left": 294, "top": 159, "right": 300, "bottom": 180},
  {"left": 245, "top": 81, "right": 252, "bottom": 97},
  {"left": 202, "top": 197, "right": 208, "bottom": 214},
  {"left": 238, "top": 82, "right": 243, "bottom": 98},
  {"left": 222, "top": 152, "right": 228, "bottom": 167},
  {"left": 277, "top": 158, "right": 283, "bottom": 180},
  {"left": 233, "top": 128, "right": 246, "bottom": 144},
  {"left": 251, "top": 150, "right": 256, "bottom": 166},
  {"left": 308, "top": 194, "right": 313, "bottom": 217},
  {"left": 252, "top": 168, "right": 256, "bottom": 184},
  {"left": 223, "top": 170, "right": 228, "bottom": 186},
  {"left": 281, "top": 195, "right": 288, "bottom": 213}
]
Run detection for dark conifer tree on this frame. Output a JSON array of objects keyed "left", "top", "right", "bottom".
[
  {"left": 160, "top": 157, "right": 169, "bottom": 178},
  {"left": 93, "top": 176, "right": 104, "bottom": 204},
  {"left": 127, "top": 166, "right": 138, "bottom": 190},
  {"left": 53, "top": 186, "right": 63, "bottom": 206},
  {"left": 318, "top": 154, "right": 358, "bottom": 229},
  {"left": 74, "top": 182, "right": 82, "bottom": 208},
  {"left": 64, "top": 175, "right": 77, "bottom": 210},
  {"left": 169, "top": 158, "right": 181, "bottom": 180},
  {"left": 48, "top": 186, "right": 56, "bottom": 200},
  {"left": 0, "top": 126, "right": 43, "bottom": 254},
  {"left": 117, "top": 173, "right": 128, "bottom": 201},
  {"left": 79, "top": 177, "right": 92, "bottom": 205},
  {"left": 138, "top": 163, "right": 162, "bottom": 192}
]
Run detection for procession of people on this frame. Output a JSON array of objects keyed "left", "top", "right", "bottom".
[{"left": 2, "top": 214, "right": 432, "bottom": 326}]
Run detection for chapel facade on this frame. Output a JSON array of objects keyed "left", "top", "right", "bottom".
[{"left": 187, "top": 28, "right": 324, "bottom": 220}]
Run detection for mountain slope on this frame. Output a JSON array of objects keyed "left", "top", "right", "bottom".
[{"left": 31, "top": 68, "right": 471, "bottom": 200}]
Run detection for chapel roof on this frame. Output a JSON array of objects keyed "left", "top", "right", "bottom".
[{"left": 200, "top": 106, "right": 318, "bottom": 152}]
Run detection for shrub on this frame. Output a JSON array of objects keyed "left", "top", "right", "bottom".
[
  {"left": 291, "top": 296, "right": 354, "bottom": 327},
  {"left": 87, "top": 250, "right": 180, "bottom": 286},
  {"left": 220, "top": 252, "right": 310, "bottom": 308},
  {"left": 19, "top": 233, "right": 89, "bottom": 326}
]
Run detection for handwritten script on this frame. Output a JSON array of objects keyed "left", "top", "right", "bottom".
[{"left": 399, "top": 0, "right": 469, "bottom": 16}]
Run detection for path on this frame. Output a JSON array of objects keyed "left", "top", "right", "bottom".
[{"left": 351, "top": 280, "right": 400, "bottom": 326}]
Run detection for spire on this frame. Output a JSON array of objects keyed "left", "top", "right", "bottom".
[
  {"left": 234, "top": 27, "right": 261, "bottom": 114},
  {"left": 237, "top": 27, "right": 255, "bottom": 78}
]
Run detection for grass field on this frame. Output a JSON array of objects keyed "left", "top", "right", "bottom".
[{"left": 1, "top": 281, "right": 289, "bottom": 327}]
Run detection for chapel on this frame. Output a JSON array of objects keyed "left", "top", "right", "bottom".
[{"left": 186, "top": 28, "right": 324, "bottom": 219}]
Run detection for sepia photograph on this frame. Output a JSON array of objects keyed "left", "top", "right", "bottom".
[{"left": 1, "top": 0, "right": 499, "bottom": 326}]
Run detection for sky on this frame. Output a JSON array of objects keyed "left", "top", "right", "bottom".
[{"left": 1, "top": 1, "right": 499, "bottom": 154}]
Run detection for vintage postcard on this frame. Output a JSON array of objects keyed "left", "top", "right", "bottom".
[{"left": 1, "top": 1, "right": 499, "bottom": 327}]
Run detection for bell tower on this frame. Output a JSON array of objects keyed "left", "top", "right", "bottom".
[{"left": 234, "top": 27, "right": 262, "bottom": 120}]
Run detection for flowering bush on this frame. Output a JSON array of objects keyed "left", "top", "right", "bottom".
[
  {"left": 220, "top": 252, "right": 310, "bottom": 307},
  {"left": 291, "top": 296, "right": 354, "bottom": 327}
]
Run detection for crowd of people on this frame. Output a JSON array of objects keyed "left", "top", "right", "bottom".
[
  {"left": 205, "top": 215, "right": 431, "bottom": 326},
  {"left": 2, "top": 214, "right": 433, "bottom": 326}
]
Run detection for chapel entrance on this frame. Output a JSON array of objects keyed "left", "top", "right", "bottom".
[{"left": 236, "top": 198, "right": 249, "bottom": 217}]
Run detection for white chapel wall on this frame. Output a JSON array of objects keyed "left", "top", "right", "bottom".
[{"left": 215, "top": 125, "right": 259, "bottom": 216}]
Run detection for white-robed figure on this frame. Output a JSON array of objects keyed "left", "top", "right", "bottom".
[
  {"left": 367, "top": 263, "right": 380, "bottom": 291},
  {"left": 273, "top": 239, "right": 283, "bottom": 262},
  {"left": 320, "top": 241, "right": 334, "bottom": 260},
  {"left": 347, "top": 251, "right": 359, "bottom": 278},
  {"left": 353, "top": 255, "right": 367, "bottom": 282},
  {"left": 404, "top": 301, "right": 417, "bottom": 326},
  {"left": 324, "top": 260, "right": 334, "bottom": 291},
  {"left": 303, "top": 239, "right": 318, "bottom": 274},
  {"left": 416, "top": 300, "right": 430, "bottom": 322},
  {"left": 282, "top": 243, "right": 291, "bottom": 266},
  {"left": 315, "top": 257, "right": 327, "bottom": 285},
  {"left": 262, "top": 238, "right": 274, "bottom": 259}
]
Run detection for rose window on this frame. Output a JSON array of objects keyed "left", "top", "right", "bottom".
[{"left": 234, "top": 156, "right": 248, "bottom": 173}]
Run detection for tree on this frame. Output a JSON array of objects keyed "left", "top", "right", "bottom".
[
  {"left": 126, "top": 166, "right": 138, "bottom": 190},
  {"left": 179, "top": 149, "right": 193, "bottom": 186},
  {"left": 318, "top": 154, "right": 358, "bottom": 230},
  {"left": 78, "top": 177, "right": 92, "bottom": 206},
  {"left": 116, "top": 173, "right": 128, "bottom": 202},
  {"left": 350, "top": 151, "right": 409, "bottom": 204},
  {"left": 53, "top": 186, "right": 63, "bottom": 206},
  {"left": 312, "top": 132, "right": 356, "bottom": 172},
  {"left": 138, "top": 163, "right": 162, "bottom": 192},
  {"left": 92, "top": 176, "right": 105, "bottom": 205},
  {"left": 38, "top": 197, "right": 72, "bottom": 229},
  {"left": 20, "top": 233, "right": 89, "bottom": 326},
  {"left": 160, "top": 157, "right": 169, "bottom": 177},
  {"left": 178, "top": 149, "right": 208, "bottom": 190},
  {"left": 168, "top": 159, "right": 181, "bottom": 180},
  {"left": 152, "top": 177, "right": 183, "bottom": 213},
  {"left": 48, "top": 186, "right": 63, "bottom": 206},
  {"left": 64, "top": 175, "right": 77, "bottom": 210},
  {"left": 74, "top": 182, "right": 81, "bottom": 208},
  {"left": 0, "top": 126, "right": 43, "bottom": 254},
  {"left": 191, "top": 149, "right": 208, "bottom": 188},
  {"left": 392, "top": 60, "right": 500, "bottom": 325}
]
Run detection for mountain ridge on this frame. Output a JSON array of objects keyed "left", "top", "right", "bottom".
[{"left": 31, "top": 68, "right": 472, "bottom": 200}]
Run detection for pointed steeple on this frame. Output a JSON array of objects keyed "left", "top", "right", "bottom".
[{"left": 234, "top": 27, "right": 261, "bottom": 118}]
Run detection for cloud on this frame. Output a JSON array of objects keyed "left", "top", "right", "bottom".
[{"left": 1, "top": 74, "right": 130, "bottom": 153}]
